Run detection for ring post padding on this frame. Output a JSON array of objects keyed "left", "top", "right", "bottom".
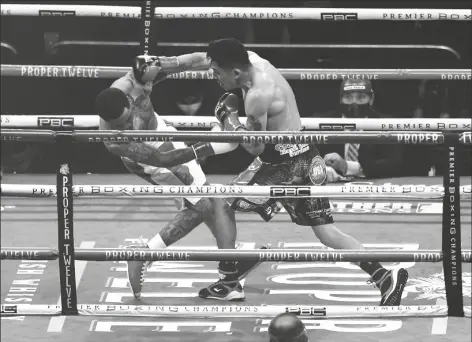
[
  {"left": 442, "top": 143, "right": 464, "bottom": 317},
  {"left": 56, "top": 132, "right": 78, "bottom": 315}
]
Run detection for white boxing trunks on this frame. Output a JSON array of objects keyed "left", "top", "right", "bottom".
[{"left": 121, "top": 113, "right": 207, "bottom": 210}]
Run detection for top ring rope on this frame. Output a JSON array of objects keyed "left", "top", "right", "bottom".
[
  {"left": 1, "top": 5, "right": 470, "bottom": 21},
  {"left": 1, "top": 65, "right": 470, "bottom": 80},
  {"left": 2, "top": 129, "right": 471, "bottom": 145},
  {"left": 2, "top": 115, "right": 470, "bottom": 131}
]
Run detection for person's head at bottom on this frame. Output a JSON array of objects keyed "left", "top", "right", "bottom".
[
  {"left": 268, "top": 313, "right": 309, "bottom": 342},
  {"left": 95, "top": 87, "right": 131, "bottom": 125}
]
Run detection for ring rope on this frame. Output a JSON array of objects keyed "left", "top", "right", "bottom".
[
  {"left": 2, "top": 115, "right": 471, "bottom": 131},
  {"left": 1, "top": 5, "right": 470, "bottom": 21},
  {"left": 2, "top": 184, "right": 471, "bottom": 199},
  {"left": 1, "top": 64, "right": 470, "bottom": 80},
  {"left": 2, "top": 247, "right": 471, "bottom": 263},
  {"left": 3, "top": 304, "right": 470, "bottom": 319},
  {"left": 2, "top": 129, "right": 470, "bottom": 145}
]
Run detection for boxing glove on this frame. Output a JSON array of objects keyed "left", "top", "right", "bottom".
[
  {"left": 132, "top": 55, "right": 162, "bottom": 84},
  {"left": 214, "top": 92, "right": 244, "bottom": 131}
]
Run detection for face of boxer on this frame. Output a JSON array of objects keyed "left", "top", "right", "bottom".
[
  {"left": 340, "top": 91, "right": 374, "bottom": 118},
  {"left": 210, "top": 61, "right": 239, "bottom": 91}
]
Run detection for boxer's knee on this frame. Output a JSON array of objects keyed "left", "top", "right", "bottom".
[
  {"left": 210, "top": 198, "right": 235, "bottom": 219},
  {"left": 311, "top": 223, "right": 339, "bottom": 246}
]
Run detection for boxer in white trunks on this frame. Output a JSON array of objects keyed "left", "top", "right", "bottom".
[{"left": 95, "top": 55, "right": 248, "bottom": 300}]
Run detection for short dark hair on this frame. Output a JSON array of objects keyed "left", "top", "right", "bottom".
[
  {"left": 95, "top": 87, "right": 130, "bottom": 121},
  {"left": 207, "top": 38, "right": 250, "bottom": 69}
]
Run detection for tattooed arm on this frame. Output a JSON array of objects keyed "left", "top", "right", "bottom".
[
  {"left": 239, "top": 89, "right": 270, "bottom": 156},
  {"left": 104, "top": 141, "right": 198, "bottom": 168},
  {"left": 169, "top": 53, "right": 211, "bottom": 72},
  {"left": 133, "top": 53, "right": 211, "bottom": 85}
]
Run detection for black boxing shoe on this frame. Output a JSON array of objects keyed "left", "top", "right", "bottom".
[
  {"left": 198, "top": 261, "right": 245, "bottom": 301},
  {"left": 198, "top": 279, "right": 245, "bottom": 301},
  {"left": 368, "top": 268, "right": 409, "bottom": 306},
  {"left": 379, "top": 268, "right": 409, "bottom": 306}
]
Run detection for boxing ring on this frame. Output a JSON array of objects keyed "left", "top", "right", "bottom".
[{"left": 1, "top": 3, "right": 472, "bottom": 341}]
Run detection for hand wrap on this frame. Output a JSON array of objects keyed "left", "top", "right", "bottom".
[{"left": 191, "top": 123, "right": 238, "bottom": 160}]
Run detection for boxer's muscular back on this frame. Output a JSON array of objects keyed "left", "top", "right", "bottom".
[
  {"left": 99, "top": 71, "right": 157, "bottom": 132},
  {"left": 247, "top": 53, "right": 302, "bottom": 132}
]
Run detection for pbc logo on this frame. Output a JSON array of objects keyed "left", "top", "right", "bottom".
[
  {"left": 269, "top": 187, "right": 310, "bottom": 197},
  {"left": 1, "top": 305, "right": 17, "bottom": 314},
  {"left": 321, "top": 13, "right": 358, "bottom": 21},
  {"left": 39, "top": 10, "right": 76, "bottom": 16},
  {"left": 319, "top": 123, "right": 356, "bottom": 131},
  {"left": 38, "top": 117, "right": 74, "bottom": 128},
  {"left": 286, "top": 306, "right": 326, "bottom": 316}
]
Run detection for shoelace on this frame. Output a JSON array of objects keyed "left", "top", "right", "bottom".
[{"left": 367, "top": 269, "right": 390, "bottom": 290}]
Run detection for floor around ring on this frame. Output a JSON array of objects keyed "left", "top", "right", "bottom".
[{"left": 1, "top": 174, "right": 471, "bottom": 342}]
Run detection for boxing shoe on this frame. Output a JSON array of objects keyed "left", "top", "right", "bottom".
[
  {"left": 198, "top": 279, "right": 245, "bottom": 301},
  {"left": 369, "top": 268, "right": 409, "bottom": 306},
  {"left": 125, "top": 241, "right": 151, "bottom": 299},
  {"left": 236, "top": 244, "right": 272, "bottom": 280},
  {"left": 198, "top": 261, "right": 245, "bottom": 301}
]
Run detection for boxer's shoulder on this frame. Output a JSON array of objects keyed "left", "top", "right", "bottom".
[
  {"left": 111, "top": 74, "right": 135, "bottom": 94},
  {"left": 245, "top": 84, "right": 272, "bottom": 107}
]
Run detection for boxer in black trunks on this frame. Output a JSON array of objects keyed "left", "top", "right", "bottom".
[{"left": 190, "top": 38, "right": 408, "bottom": 305}]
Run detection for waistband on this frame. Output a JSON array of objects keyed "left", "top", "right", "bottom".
[{"left": 258, "top": 144, "right": 311, "bottom": 164}]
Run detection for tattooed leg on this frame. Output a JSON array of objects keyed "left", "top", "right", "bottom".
[
  {"left": 148, "top": 198, "right": 236, "bottom": 249},
  {"left": 152, "top": 199, "right": 208, "bottom": 247},
  {"left": 203, "top": 198, "right": 237, "bottom": 249}
]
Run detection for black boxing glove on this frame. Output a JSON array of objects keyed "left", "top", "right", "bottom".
[
  {"left": 232, "top": 198, "right": 284, "bottom": 222},
  {"left": 214, "top": 92, "right": 244, "bottom": 131},
  {"left": 132, "top": 55, "right": 162, "bottom": 84},
  {"left": 133, "top": 55, "right": 182, "bottom": 84}
]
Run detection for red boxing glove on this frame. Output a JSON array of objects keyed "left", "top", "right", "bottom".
[{"left": 214, "top": 92, "right": 244, "bottom": 131}]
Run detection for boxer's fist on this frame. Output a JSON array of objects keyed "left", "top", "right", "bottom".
[
  {"left": 326, "top": 166, "right": 342, "bottom": 183},
  {"left": 214, "top": 92, "right": 244, "bottom": 131},
  {"left": 324, "top": 153, "right": 347, "bottom": 175},
  {"left": 132, "top": 55, "right": 162, "bottom": 84}
]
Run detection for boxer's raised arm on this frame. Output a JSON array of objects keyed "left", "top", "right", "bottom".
[
  {"left": 175, "top": 52, "right": 211, "bottom": 71},
  {"left": 132, "top": 53, "right": 210, "bottom": 85}
]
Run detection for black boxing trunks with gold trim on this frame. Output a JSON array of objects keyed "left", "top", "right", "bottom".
[{"left": 229, "top": 145, "right": 334, "bottom": 226}]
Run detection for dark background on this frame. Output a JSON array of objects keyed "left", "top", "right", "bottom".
[{"left": 1, "top": 0, "right": 471, "bottom": 175}]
